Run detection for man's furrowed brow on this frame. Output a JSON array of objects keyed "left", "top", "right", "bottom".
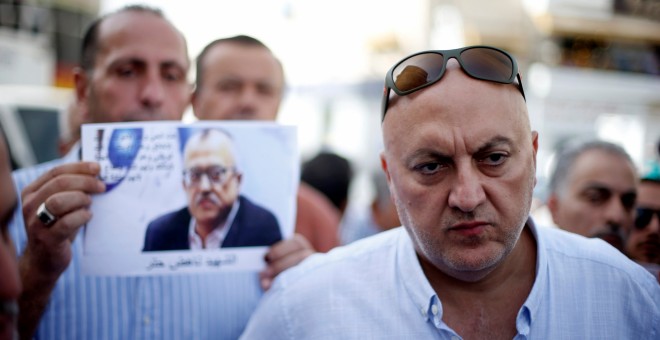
[
  {"left": 473, "top": 136, "right": 514, "bottom": 154},
  {"left": 405, "top": 148, "right": 451, "bottom": 164}
]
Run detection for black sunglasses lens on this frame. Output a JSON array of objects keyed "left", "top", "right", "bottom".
[
  {"left": 634, "top": 208, "right": 653, "bottom": 230},
  {"left": 460, "top": 48, "right": 514, "bottom": 82},
  {"left": 392, "top": 53, "right": 444, "bottom": 92}
]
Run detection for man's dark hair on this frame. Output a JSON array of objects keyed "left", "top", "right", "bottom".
[
  {"left": 79, "top": 5, "right": 170, "bottom": 72},
  {"left": 194, "top": 35, "right": 282, "bottom": 90},
  {"left": 301, "top": 151, "right": 353, "bottom": 213}
]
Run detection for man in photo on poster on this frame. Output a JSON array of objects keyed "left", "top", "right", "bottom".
[
  {"left": 81, "top": 121, "right": 296, "bottom": 275},
  {"left": 142, "top": 128, "right": 282, "bottom": 251}
]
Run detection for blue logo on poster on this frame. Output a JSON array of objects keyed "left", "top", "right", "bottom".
[
  {"left": 104, "top": 128, "right": 143, "bottom": 191},
  {"left": 109, "top": 128, "right": 143, "bottom": 167}
]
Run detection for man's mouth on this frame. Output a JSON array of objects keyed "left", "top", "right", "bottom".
[
  {"left": 638, "top": 239, "right": 660, "bottom": 256},
  {"left": 449, "top": 222, "right": 488, "bottom": 237},
  {"left": 195, "top": 193, "right": 221, "bottom": 208},
  {"left": 197, "top": 198, "right": 217, "bottom": 208}
]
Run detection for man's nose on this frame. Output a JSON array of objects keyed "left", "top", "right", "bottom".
[
  {"left": 447, "top": 163, "right": 486, "bottom": 213},
  {"left": 199, "top": 174, "right": 212, "bottom": 191},
  {"left": 605, "top": 197, "right": 633, "bottom": 231},
  {"left": 238, "top": 88, "right": 259, "bottom": 109},
  {"left": 139, "top": 71, "right": 166, "bottom": 108}
]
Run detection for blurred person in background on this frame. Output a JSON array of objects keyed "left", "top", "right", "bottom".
[
  {"left": 192, "top": 35, "right": 340, "bottom": 259},
  {"left": 0, "top": 131, "right": 21, "bottom": 340},
  {"left": 9, "top": 6, "right": 311, "bottom": 339},
  {"left": 547, "top": 139, "right": 638, "bottom": 253},
  {"left": 339, "top": 169, "right": 400, "bottom": 245},
  {"left": 301, "top": 150, "right": 353, "bottom": 216},
  {"left": 627, "top": 168, "right": 660, "bottom": 281}
]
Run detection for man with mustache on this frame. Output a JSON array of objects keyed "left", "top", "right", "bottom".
[
  {"left": 143, "top": 128, "right": 282, "bottom": 250},
  {"left": 547, "top": 139, "right": 638, "bottom": 252}
]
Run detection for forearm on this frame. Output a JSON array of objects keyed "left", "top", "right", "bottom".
[{"left": 17, "top": 251, "right": 61, "bottom": 340}]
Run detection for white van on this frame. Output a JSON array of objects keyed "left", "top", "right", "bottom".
[{"left": 0, "top": 85, "right": 74, "bottom": 169}]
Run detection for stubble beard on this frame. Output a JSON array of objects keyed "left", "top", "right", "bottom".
[{"left": 397, "top": 175, "right": 534, "bottom": 283}]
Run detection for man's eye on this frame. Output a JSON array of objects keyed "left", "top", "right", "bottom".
[
  {"left": 163, "top": 69, "right": 184, "bottom": 82},
  {"left": 257, "top": 84, "right": 275, "bottom": 96},
  {"left": 583, "top": 190, "right": 610, "bottom": 205},
  {"left": 190, "top": 172, "right": 203, "bottom": 181},
  {"left": 620, "top": 193, "right": 636, "bottom": 211},
  {"left": 480, "top": 153, "right": 507, "bottom": 166},
  {"left": 218, "top": 81, "right": 241, "bottom": 92},
  {"left": 208, "top": 170, "right": 223, "bottom": 181},
  {"left": 116, "top": 67, "right": 137, "bottom": 78},
  {"left": 415, "top": 162, "right": 442, "bottom": 175}
]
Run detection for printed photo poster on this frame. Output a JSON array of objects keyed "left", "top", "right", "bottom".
[{"left": 80, "top": 121, "right": 298, "bottom": 276}]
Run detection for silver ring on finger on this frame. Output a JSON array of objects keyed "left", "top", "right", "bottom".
[{"left": 36, "top": 202, "right": 58, "bottom": 226}]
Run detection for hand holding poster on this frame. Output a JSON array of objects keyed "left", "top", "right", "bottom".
[{"left": 81, "top": 121, "right": 298, "bottom": 276}]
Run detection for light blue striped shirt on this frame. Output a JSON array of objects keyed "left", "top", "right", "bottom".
[
  {"left": 10, "top": 147, "right": 263, "bottom": 340},
  {"left": 241, "top": 221, "right": 660, "bottom": 339}
]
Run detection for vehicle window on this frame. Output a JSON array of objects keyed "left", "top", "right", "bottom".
[{"left": 16, "top": 108, "right": 60, "bottom": 164}]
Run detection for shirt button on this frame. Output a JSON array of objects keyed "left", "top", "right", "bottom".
[
  {"left": 143, "top": 315, "right": 151, "bottom": 325},
  {"left": 431, "top": 304, "right": 439, "bottom": 315}
]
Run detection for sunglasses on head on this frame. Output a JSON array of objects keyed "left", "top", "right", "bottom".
[
  {"left": 634, "top": 207, "right": 660, "bottom": 230},
  {"left": 381, "top": 45, "right": 526, "bottom": 120}
]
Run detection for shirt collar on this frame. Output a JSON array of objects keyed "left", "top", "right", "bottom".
[
  {"left": 188, "top": 198, "right": 240, "bottom": 249},
  {"left": 519, "top": 217, "right": 546, "bottom": 330},
  {"left": 397, "top": 218, "right": 546, "bottom": 333},
  {"left": 396, "top": 228, "right": 439, "bottom": 323}
]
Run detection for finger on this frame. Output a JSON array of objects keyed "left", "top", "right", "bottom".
[
  {"left": 23, "top": 207, "right": 92, "bottom": 277},
  {"left": 22, "top": 162, "right": 101, "bottom": 196},
  {"left": 259, "top": 267, "right": 274, "bottom": 291},
  {"left": 266, "top": 246, "right": 314, "bottom": 279},
  {"left": 21, "top": 173, "right": 105, "bottom": 215},
  {"left": 35, "top": 207, "right": 93, "bottom": 244},
  {"left": 24, "top": 191, "right": 94, "bottom": 244},
  {"left": 265, "top": 233, "right": 314, "bottom": 264},
  {"left": 41, "top": 191, "right": 93, "bottom": 220}
]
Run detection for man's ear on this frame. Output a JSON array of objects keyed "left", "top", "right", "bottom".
[
  {"left": 73, "top": 67, "right": 91, "bottom": 122},
  {"left": 379, "top": 152, "right": 394, "bottom": 199},
  {"left": 380, "top": 152, "right": 391, "bottom": 184}
]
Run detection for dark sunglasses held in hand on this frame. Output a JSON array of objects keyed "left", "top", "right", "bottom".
[
  {"left": 635, "top": 207, "right": 660, "bottom": 230},
  {"left": 381, "top": 45, "right": 526, "bottom": 120}
]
